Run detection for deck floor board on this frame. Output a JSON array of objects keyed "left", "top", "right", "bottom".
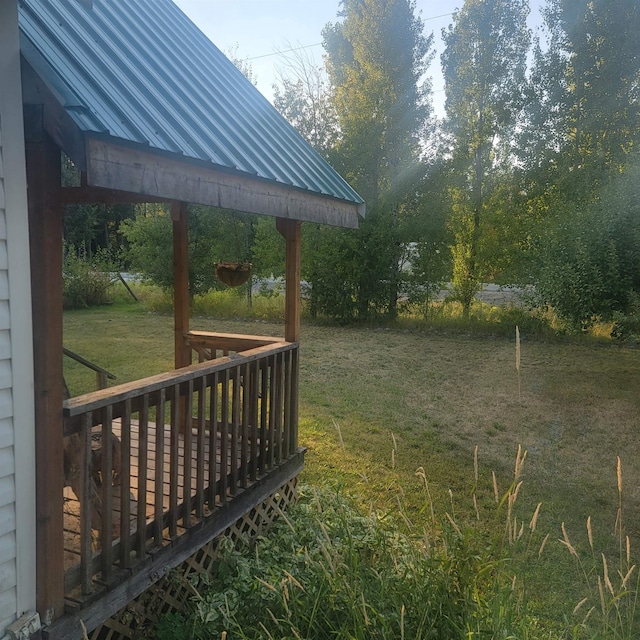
[{"left": 63, "top": 419, "right": 243, "bottom": 575}]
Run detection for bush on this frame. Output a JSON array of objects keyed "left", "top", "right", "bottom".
[
  {"left": 63, "top": 247, "right": 115, "bottom": 309},
  {"left": 157, "top": 454, "right": 546, "bottom": 639},
  {"left": 534, "top": 162, "right": 640, "bottom": 333}
]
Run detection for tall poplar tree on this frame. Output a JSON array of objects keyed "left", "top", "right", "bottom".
[
  {"left": 442, "top": 0, "right": 530, "bottom": 318},
  {"left": 321, "top": 0, "right": 434, "bottom": 320},
  {"left": 527, "top": 0, "right": 640, "bottom": 198},
  {"left": 520, "top": 0, "right": 640, "bottom": 329}
]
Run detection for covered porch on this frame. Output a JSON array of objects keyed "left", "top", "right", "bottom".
[
  {"left": 35, "top": 180, "right": 309, "bottom": 638},
  {"left": 59, "top": 330, "right": 302, "bottom": 636},
  {"left": 18, "top": 0, "right": 363, "bottom": 636}
]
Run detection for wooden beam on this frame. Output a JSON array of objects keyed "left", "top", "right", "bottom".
[
  {"left": 25, "top": 106, "right": 65, "bottom": 625},
  {"left": 172, "top": 202, "right": 191, "bottom": 370},
  {"left": 276, "top": 218, "right": 302, "bottom": 343},
  {"left": 86, "top": 138, "right": 364, "bottom": 228},
  {"left": 61, "top": 185, "right": 170, "bottom": 206}
]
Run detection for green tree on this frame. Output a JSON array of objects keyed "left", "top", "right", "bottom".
[
  {"left": 519, "top": 0, "right": 640, "bottom": 326},
  {"left": 534, "top": 157, "right": 640, "bottom": 331},
  {"left": 525, "top": 0, "right": 640, "bottom": 200},
  {"left": 62, "top": 154, "right": 134, "bottom": 260},
  {"left": 441, "top": 0, "right": 530, "bottom": 318},
  {"left": 121, "top": 204, "right": 256, "bottom": 298},
  {"left": 322, "top": 0, "right": 434, "bottom": 320},
  {"left": 273, "top": 48, "right": 339, "bottom": 159},
  {"left": 402, "top": 161, "right": 452, "bottom": 318}
]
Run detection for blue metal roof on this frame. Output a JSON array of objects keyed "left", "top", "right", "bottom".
[{"left": 18, "top": 0, "right": 364, "bottom": 209}]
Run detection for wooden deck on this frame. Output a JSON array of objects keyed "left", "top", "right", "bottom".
[
  {"left": 63, "top": 419, "right": 237, "bottom": 578},
  {"left": 49, "top": 335, "right": 301, "bottom": 638}
]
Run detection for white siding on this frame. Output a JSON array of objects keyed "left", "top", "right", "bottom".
[
  {"left": 0, "top": 108, "right": 16, "bottom": 640},
  {"left": 0, "top": 0, "right": 37, "bottom": 634}
]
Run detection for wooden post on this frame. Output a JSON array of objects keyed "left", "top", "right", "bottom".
[
  {"left": 276, "top": 218, "right": 301, "bottom": 454},
  {"left": 172, "top": 202, "right": 190, "bottom": 434},
  {"left": 276, "top": 218, "right": 302, "bottom": 343},
  {"left": 172, "top": 201, "right": 190, "bottom": 369},
  {"left": 25, "top": 105, "right": 65, "bottom": 624}
]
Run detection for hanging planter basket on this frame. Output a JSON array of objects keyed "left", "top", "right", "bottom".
[{"left": 215, "top": 262, "right": 252, "bottom": 287}]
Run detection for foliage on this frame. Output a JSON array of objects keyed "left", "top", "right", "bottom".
[
  {"left": 120, "top": 204, "right": 257, "bottom": 297},
  {"left": 321, "top": 0, "right": 435, "bottom": 320},
  {"left": 62, "top": 246, "right": 116, "bottom": 309},
  {"left": 560, "top": 458, "right": 640, "bottom": 639},
  {"left": 273, "top": 47, "right": 339, "bottom": 158},
  {"left": 191, "top": 289, "right": 285, "bottom": 322},
  {"left": 303, "top": 217, "right": 400, "bottom": 323},
  {"left": 441, "top": 0, "right": 531, "bottom": 319},
  {"left": 158, "top": 462, "right": 547, "bottom": 640},
  {"left": 518, "top": 0, "right": 640, "bottom": 328},
  {"left": 389, "top": 160, "right": 452, "bottom": 319},
  {"left": 250, "top": 216, "right": 285, "bottom": 280},
  {"left": 225, "top": 43, "right": 258, "bottom": 85},
  {"left": 120, "top": 205, "right": 174, "bottom": 290},
  {"left": 534, "top": 159, "right": 640, "bottom": 332},
  {"left": 62, "top": 154, "right": 135, "bottom": 258},
  {"left": 524, "top": 0, "right": 640, "bottom": 198}
]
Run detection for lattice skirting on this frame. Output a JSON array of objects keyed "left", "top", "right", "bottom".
[{"left": 88, "top": 478, "right": 299, "bottom": 640}]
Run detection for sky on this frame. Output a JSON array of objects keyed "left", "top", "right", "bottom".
[{"left": 173, "top": 0, "right": 545, "bottom": 117}]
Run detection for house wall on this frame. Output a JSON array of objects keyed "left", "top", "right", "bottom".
[{"left": 0, "top": 0, "right": 37, "bottom": 634}]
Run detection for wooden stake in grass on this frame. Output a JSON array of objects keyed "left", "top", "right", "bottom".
[
  {"left": 515, "top": 325, "right": 521, "bottom": 403},
  {"left": 332, "top": 418, "right": 345, "bottom": 450}
]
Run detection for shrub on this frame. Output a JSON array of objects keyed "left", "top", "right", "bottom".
[
  {"left": 63, "top": 247, "right": 116, "bottom": 309},
  {"left": 157, "top": 449, "right": 547, "bottom": 639}
]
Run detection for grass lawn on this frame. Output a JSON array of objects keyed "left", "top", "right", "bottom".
[{"left": 64, "top": 300, "right": 640, "bottom": 633}]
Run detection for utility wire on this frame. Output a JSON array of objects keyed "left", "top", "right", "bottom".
[{"left": 245, "top": 12, "right": 453, "bottom": 61}]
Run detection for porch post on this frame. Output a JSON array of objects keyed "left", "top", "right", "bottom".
[
  {"left": 276, "top": 218, "right": 301, "bottom": 453},
  {"left": 171, "top": 201, "right": 190, "bottom": 369},
  {"left": 24, "top": 106, "right": 65, "bottom": 624},
  {"left": 276, "top": 218, "right": 302, "bottom": 343}
]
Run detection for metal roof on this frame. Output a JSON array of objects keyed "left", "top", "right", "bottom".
[{"left": 18, "top": 0, "right": 364, "bottom": 210}]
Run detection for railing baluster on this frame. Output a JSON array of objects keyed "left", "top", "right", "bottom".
[
  {"left": 230, "top": 366, "right": 240, "bottom": 495},
  {"left": 259, "top": 362, "right": 268, "bottom": 475},
  {"left": 220, "top": 369, "right": 229, "bottom": 501},
  {"left": 100, "top": 405, "right": 114, "bottom": 580},
  {"left": 196, "top": 376, "right": 206, "bottom": 519},
  {"left": 169, "top": 384, "right": 180, "bottom": 538},
  {"left": 136, "top": 395, "right": 149, "bottom": 559},
  {"left": 283, "top": 350, "right": 292, "bottom": 458},
  {"left": 268, "top": 355, "right": 277, "bottom": 470},
  {"left": 207, "top": 372, "right": 218, "bottom": 510},
  {"left": 249, "top": 360, "right": 259, "bottom": 482},
  {"left": 80, "top": 413, "right": 93, "bottom": 595},
  {"left": 290, "top": 347, "right": 299, "bottom": 453},
  {"left": 274, "top": 352, "right": 284, "bottom": 464},
  {"left": 183, "top": 380, "right": 194, "bottom": 528},
  {"left": 154, "top": 389, "right": 166, "bottom": 547},
  {"left": 241, "top": 362, "right": 250, "bottom": 488},
  {"left": 120, "top": 399, "right": 132, "bottom": 568}
]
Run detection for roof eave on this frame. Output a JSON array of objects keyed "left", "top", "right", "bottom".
[{"left": 85, "top": 136, "right": 364, "bottom": 228}]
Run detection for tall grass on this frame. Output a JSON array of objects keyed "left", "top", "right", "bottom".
[
  {"left": 113, "top": 281, "right": 624, "bottom": 342},
  {"left": 154, "top": 446, "right": 640, "bottom": 640},
  {"left": 561, "top": 457, "right": 640, "bottom": 639},
  {"left": 156, "top": 448, "right": 558, "bottom": 640},
  {"left": 126, "top": 285, "right": 286, "bottom": 323}
]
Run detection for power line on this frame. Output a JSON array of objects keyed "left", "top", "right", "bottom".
[
  {"left": 245, "top": 12, "right": 453, "bottom": 62},
  {"left": 247, "top": 42, "right": 321, "bottom": 61}
]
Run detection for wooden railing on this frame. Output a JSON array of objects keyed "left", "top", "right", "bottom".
[
  {"left": 185, "top": 330, "right": 286, "bottom": 362},
  {"left": 63, "top": 347, "right": 116, "bottom": 391},
  {"left": 62, "top": 336, "right": 298, "bottom": 597}
]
